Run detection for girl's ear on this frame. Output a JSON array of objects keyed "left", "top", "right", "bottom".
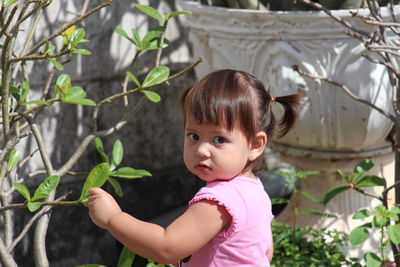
[{"left": 249, "top": 131, "right": 267, "bottom": 161}]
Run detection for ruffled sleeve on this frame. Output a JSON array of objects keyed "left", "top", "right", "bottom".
[{"left": 189, "top": 183, "right": 239, "bottom": 238}]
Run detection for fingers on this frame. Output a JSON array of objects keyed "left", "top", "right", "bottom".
[{"left": 89, "top": 187, "right": 104, "bottom": 195}]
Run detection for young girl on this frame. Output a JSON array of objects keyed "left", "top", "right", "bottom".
[{"left": 86, "top": 69, "right": 303, "bottom": 266}]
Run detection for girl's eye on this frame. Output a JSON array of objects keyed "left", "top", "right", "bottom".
[
  {"left": 187, "top": 133, "right": 199, "bottom": 141},
  {"left": 213, "top": 136, "right": 226, "bottom": 144}
]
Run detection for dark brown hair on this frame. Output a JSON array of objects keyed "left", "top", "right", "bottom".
[{"left": 180, "top": 69, "right": 304, "bottom": 172}]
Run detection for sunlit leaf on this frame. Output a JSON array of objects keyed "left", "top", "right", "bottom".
[
  {"left": 31, "top": 175, "right": 60, "bottom": 201},
  {"left": 355, "top": 175, "right": 386, "bottom": 187},
  {"left": 80, "top": 162, "right": 110, "bottom": 201},
  {"left": 108, "top": 177, "right": 123, "bottom": 197},
  {"left": 351, "top": 159, "right": 374, "bottom": 183},
  {"left": 142, "top": 26, "right": 165, "bottom": 43},
  {"left": 72, "top": 49, "right": 92, "bottom": 55},
  {"left": 13, "top": 182, "right": 31, "bottom": 200},
  {"left": 94, "top": 137, "right": 109, "bottom": 164},
  {"left": 298, "top": 209, "right": 337, "bottom": 218},
  {"left": 388, "top": 224, "right": 400, "bottom": 245},
  {"left": 117, "top": 246, "right": 136, "bottom": 267},
  {"left": 142, "top": 66, "right": 170, "bottom": 88},
  {"left": 110, "top": 167, "right": 151, "bottom": 179},
  {"left": 322, "top": 185, "right": 350, "bottom": 206},
  {"left": 169, "top": 10, "right": 192, "bottom": 18},
  {"left": 350, "top": 226, "right": 369, "bottom": 246},
  {"left": 131, "top": 29, "right": 141, "bottom": 48},
  {"left": 7, "top": 149, "right": 20, "bottom": 172},
  {"left": 27, "top": 202, "right": 41, "bottom": 212},
  {"left": 127, "top": 72, "right": 141, "bottom": 87},
  {"left": 21, "top": 79, "right": 30, "bottom": 102},
  {"left": 4, "top": 0, "right": 19, "bottom": 7},
  {"left": 352, "top": 209, "right": 372, "bottom": 219},
  {"left": 62, "top": 86, "right": 96, "bottom": 106},
  {"left": 135, "top": 4, "right": 165, "bottom": 24},
  {"left": 300, "top": 191, "right": 321, "bottom": 203},
  {"left": 364, "top": 252, "right": 381, "bottom": 267},
  {"left": 49, "top": 58, "right": 64, "bottom": 71},
  {"left": 140, "top": 90, "right": 161, "bottom": 103},
  {"left": 111, "top": 139, "right": 123, "bottom": 170}
]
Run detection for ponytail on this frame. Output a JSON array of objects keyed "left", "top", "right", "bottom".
[{"left": 272, "top": 92, "right": 305, "bottom": 138}]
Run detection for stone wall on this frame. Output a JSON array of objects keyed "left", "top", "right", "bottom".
[{"left": 12, "top": 0, "right": 200, "bottom": 266}]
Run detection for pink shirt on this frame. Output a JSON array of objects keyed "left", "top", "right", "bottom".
[{"left": 182, "top": 176, "right": 273, "bottom": 267}]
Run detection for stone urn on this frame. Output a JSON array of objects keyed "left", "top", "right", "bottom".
[{"left": 178, "top": 0, "right": 396, "bottom": 257}]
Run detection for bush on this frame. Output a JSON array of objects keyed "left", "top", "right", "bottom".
[{"left": 271, "top": 221, "right": 358, "bottom": 267}]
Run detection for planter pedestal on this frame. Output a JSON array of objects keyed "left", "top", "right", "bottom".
[{"left": 178, "top": 0, "right": 396, "bottom": 258}]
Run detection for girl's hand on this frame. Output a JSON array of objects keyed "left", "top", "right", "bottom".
[{"left": 86, "top": 187, "right": 122, "bottom": 229}]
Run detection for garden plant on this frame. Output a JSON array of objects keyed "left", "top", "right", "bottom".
[
  {"left": 0, "top": 1, "right": 196, "bottom": 266},
  {"left": 291, "top": 0, "right": 400, "bottom": 265}
]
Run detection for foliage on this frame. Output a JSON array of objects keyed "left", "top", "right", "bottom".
[
  {"left": 321, "top": 159, "right": 400, "bottom": 266},
  {"left": 271, "top": 221, "right": 358, "bottom": 267},
  {"left": 0, "top": 1, "right": 195, "bottom": 266}
]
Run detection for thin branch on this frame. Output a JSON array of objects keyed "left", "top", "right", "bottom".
[
  {"left": 28, "top": 0, "right": 112, "bottom": 55},
  {"left": 7, "top": 192, "right": 72, "bottom": 253},
  {"left": 292, "top": 65, "right": 397, "bottom": 124}
]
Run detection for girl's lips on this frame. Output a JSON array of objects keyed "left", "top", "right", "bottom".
[{"left": 195, "top": 163, "right": 211, "bottom": 172}]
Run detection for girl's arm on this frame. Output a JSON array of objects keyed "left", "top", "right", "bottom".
[{"left": 86, "top": 187, "right": 231, "bottom": 264}]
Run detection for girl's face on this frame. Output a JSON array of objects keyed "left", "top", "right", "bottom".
[{"left": 183, "top": 112, "right": 264, "bottom": 182}]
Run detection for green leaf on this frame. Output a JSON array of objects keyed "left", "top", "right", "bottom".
[
  {"left": 72, "top": 49, "right": 92, "bottom": 55},
  {"left": 94, "top": 137, "right": 109, "bottom": 164},
  {"left": 322, "top": 185, "right": 350, "bottom": 206},
  {"left": 127, "top": 72, "right": 141, "bottom": 87},
  {"left": 372, "top": 215, "right": 387, "bottom": 228},
  {"left": 110, "top": 167, "right": 151, "bottom": 179},
  {"left": 300, "top": 191, "right": 321, "bottom": 203},
  {"left": 140, "top": 90, "right": 161, "bottom": 103},
  {"left": 62, "top": 86, "right": 96, "bottom": 106},
  {"left": 147, "top": 38, "right": 170, "bottom": 50},
  {"left": 7, "top": 149, "right": 20, "bottom": 172},
  {"left": 142, "top": 26, "right": 165, "bottom": 43},
  {"left": 115, "top": 28, "right": 129, "bottom": 39},
  {"left": 21, "top": 78, "right": 30, "bottom": 102},
  {"left": 351, "top": 159, "right": 374, "bottom": 183},
  {"left": 27, "top": 202, "right": 42, "bottom": 212},
  {"left": 79, "top": 162, "right": 110, "bottom": 201},
  {"left": 355, "top": 175, "right": 386, "bottom": 187},
  {"left": 391, "top": 207, "right": 400, "bottom": 214},
  {"left": 337, "top": 169, "right": 350, "bottom": 183},
  {"left": 388, "top": 224, "right": 400, "bottom": 245},
  {"left": 31, "top": 175, "right": 60, "bottom": 201},
  {"left": 135, "top": 4, "right": 165, "bottom": 24},
  {"left": 55, "top": 74, "right": 71, "bottom": 96},
  {"left": 298, "top": 209, "right": 337, "bottom": 218},
  {"left": 108, "top": 177, "right": 123, "bottom": 197},
  {"left": 111, "top": 139, "right": 123, "bottom": 170},
  {"left": 364, "top": 252, "right": 381, "bottom": 267},
  {"left": 169, "top": 10, "right": 192, "bottom": 18},
  {"left": 294, "top": 170, "right": 320, "bottom": 179},
  {"left": 69, "top": 28, "right": 86, "bottom": 48},
  {"left": 142, "top": 66, "right": 170, "bottom": 88},
  {"left": 353, "top": 209, "right": 372, "bottom": 219},
  {"left": 350, "top": 226, "right": 369, "bottom": 246},
  {"left": 131, "top": 29, "right": 142, "bottom": 48},
  {"left": 13, "top": 183, "right": 31, "bottom": 201},
  {"left": 117, "top": 246, "right": 135, "bottom": 267},
  {"left": 4, "top": 0, "right": 19, "bottom": 7},
  {"left": 49, "top": 58, "right": 64, "bottom": 71},
  {"left": 271, "top": 198, "right": 289, "bottom": 205}
]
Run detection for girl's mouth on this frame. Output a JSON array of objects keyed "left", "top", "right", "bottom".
[{"left": 195, "top": 163, "right": 211, "bottom": 172}]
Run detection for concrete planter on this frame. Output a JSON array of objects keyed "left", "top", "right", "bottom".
[{"left": 178, "top": 0, "right": 395, "bottom": 159}]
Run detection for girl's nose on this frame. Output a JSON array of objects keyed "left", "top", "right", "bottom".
[{"left": 195, "top": 142, "right": 211, "bottom": 158}]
